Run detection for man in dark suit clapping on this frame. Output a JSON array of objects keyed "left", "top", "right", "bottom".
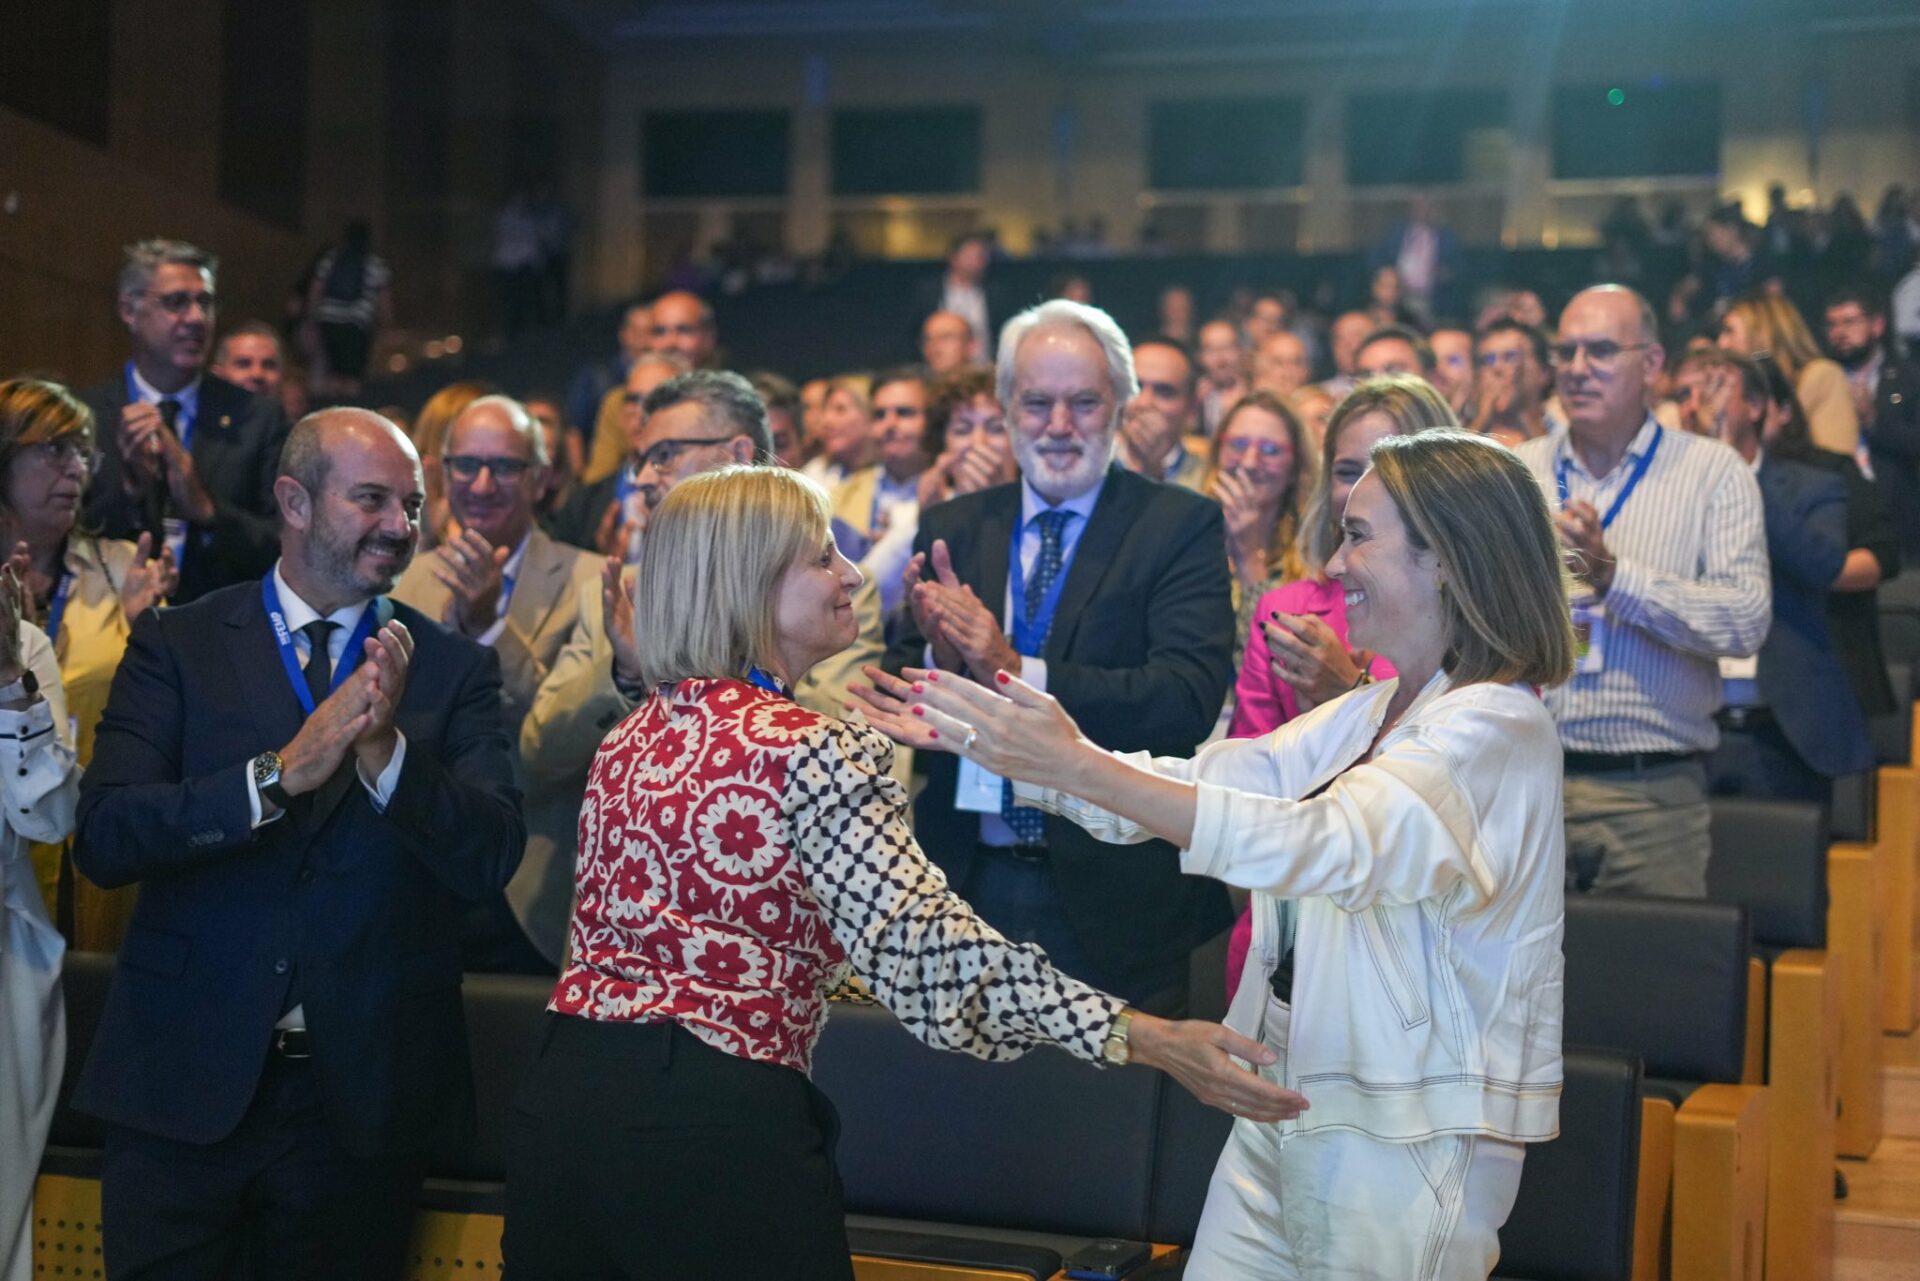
[
  {"left": 72, "top": 408, "right": 525, "bottom": 1280},
  {"left": 79, "top": 239, "right": 289, "bottom": 603},
  {"left": 883, "top": 299, "right": 1236, "bottom": 1016}
]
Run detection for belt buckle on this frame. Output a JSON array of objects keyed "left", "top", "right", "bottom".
[{"left": 273, "top": 1028, "right": 313, "bottom": 1060}]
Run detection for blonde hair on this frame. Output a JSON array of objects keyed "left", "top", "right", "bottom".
[
  {"left": 1722, "top": 293, "right": 1823, "bottom": 382},
  {"left": 0, "top": 378, "right": 95, "bottom": 523},
  {"left": 1206, "top": 390, "right": 1314, "bottom": 582},
  {"left": 1368, "top": 430, "right": 1576, "bottom": 688},
  {"left": 633, "top": 465, "right": 832, "bottom": 689},
  {"left": 412, "top": 380, "right": 497, "bottom": 462},
  {"left": 1297, "top": 376, "right": 1458, "bottom": 574}
]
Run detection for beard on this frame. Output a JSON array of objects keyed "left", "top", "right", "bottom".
[
  {"left": 1830, "top": 339, "right": 1875, "bottom": 370},
  {"left": 1014, "top": 430, "right": 1113, "bottom": 502},
  {"left": 305, "top": 506, "right": 416, "bottom": 599}
]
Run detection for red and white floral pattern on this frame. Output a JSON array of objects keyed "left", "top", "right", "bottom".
[{"left": 552, "top": 678, "right": 1122, "bottom": 1073}]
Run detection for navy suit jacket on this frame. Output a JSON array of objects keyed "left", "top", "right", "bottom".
[
  {"left": 1864, "top": 353, "right": 1920, "bottom": 557},
  {"left": 883, "top": 466, "right": 1235, "bottom": 974},
  {"left": 1755, "top": 456, "right": 1874, "bottom": 779},
  {"left": 79, "top": 369, "right": 289, "bottom": 603},
  {"left": 72, "top": 582, "right": 525, "bottom": 1159}
]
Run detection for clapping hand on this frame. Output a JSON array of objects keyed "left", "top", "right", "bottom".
[
  {"left": 1555, "top": 499, "right": 1616, "bottom": 596},
  {"left": 907, "top": 540, "right": 1020, "bottom": 680},
  {"left": 353, "top": 620, "right": 414, "bottom": 779},
  {"left": 120, "top": 531, "right": 178, "bottom": 618},
  {"left": 600, "top": 555, "right": 643, "bottom": 687},
  {"left": 0, "top": 560, "right": 25, "bottom": 688},
  {"left": 429, "top": 528, "right": 511, "bottom": 636},
  {"left": 1214, "top": 469, "right": 1271, "bottom": 587},
  {"left": 1263, "top": 611, "right": 1366, "bottom": 712}
]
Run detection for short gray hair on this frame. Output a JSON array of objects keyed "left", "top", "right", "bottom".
[
  {"left": 995, "top": 299, "right": 1138, "bottom": 409},
  {"left": 118, "top": 239, "right": 218, "bottom": 304},
  {"left": 643, "top": 370, "right": 773, "bottom": 461},
  {"left": 448, "top": 393, "right": 549, "bottom": 467}
]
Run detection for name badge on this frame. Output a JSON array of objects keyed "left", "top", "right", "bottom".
[
  {"left": 1572, "top": 600, "right": 1607, "bottom": 674},
  {"left": 1717, "top": 654, "right": 1759, "bottom": 681},
  {"left": 955, "top": 756, "right": 1005, "bottom": 814}
]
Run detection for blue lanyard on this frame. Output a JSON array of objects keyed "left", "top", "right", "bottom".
[
  {"left": 614, "top": 464, "right": 637, "bottom": 512},
  {"left": 1006, "top": 511, "right": 1077, "bottom": 656},
  {"left": 124, "top": 363, "right": 193, "bottom": 450},
  {"left": 261, "top": 574, "right": 382, "bottom": 715},
  {"left": 745, "top": 666, "right": 790, "bottom": 697},
  {"left": 1555, "top": 425, "right": 1662, "bottom": 531},
  {"left": 45, "top": 570, "right": 74, "bottom": 645}
]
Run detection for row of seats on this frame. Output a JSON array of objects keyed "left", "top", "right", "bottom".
[{"left": 37, "top": 953, "right": 1643, "bottom": 1280}]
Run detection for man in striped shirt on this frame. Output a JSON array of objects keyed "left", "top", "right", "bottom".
[{"left": 1514, "top": 285, "right": 1770, "bottom": 897}]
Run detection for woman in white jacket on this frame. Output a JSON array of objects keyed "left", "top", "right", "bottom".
[
  {"left": 857, "top": 429, "right": 1575, "bottom": 1280},
  {"left": 0, "top": 563, "right": 82, "bottom": 1281}
]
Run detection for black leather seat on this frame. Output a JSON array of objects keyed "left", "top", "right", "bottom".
[
  {"left": 1496, "top": 1047, "right": 1643, "bottom": 1281},
  {"left": 416, "top": 972, "right": 554, "bottom": 1215},
  {"left": 41, "top": 949, "right": 114, "bottom": 1179},
  {"left": 1708, "top": 797, "right": 1828, "bottom": 956},
  {"left": 1562, "top": 896, "right": 1750, "bottom": 1099}
]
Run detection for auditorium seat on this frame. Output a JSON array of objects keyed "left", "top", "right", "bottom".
[
  {"left": 1707, "top": 798, "right": 1840, "bottom": 1278},
  {"left": 1562, "top": 896, "right": 1767, "bottom": 1281}
]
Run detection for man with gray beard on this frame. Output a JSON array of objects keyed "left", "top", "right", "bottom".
[{"left": 882, "top": 300, "right": 1235, "bottom": 1015}]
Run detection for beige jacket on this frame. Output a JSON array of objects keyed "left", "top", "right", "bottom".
[{"left": 392, "top": 528, "right": 600, "bottom": 964}]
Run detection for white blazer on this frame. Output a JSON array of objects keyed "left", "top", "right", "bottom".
[{"left": 1020, "top": 671, "right": 1565, "bottom": 1142}]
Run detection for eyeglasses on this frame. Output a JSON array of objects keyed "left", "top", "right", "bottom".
[
  {"left": 139, "top": 290, "right": 217, "bottom": 316},
  {"left": 444, "top": 454, "right": 534, "bottom": 483},
  {"left": 1478, "top": 349, "right": 1528, "bottom": 368},
  {"left": 638, "top": 435, "right": 736, "bottom": 470},
  {"left": 1219, "top": 437, "right": 1291, "bottom": 463},
  {"left": 21, "top": 440, "right": 104, "bottom": 474},
  {"left": 1548, "top": 340, "right": 1654, "bottom": 368}
]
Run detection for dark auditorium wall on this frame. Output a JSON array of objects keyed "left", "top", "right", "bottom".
[{"left": 0, "top": 0, "right": 602, "bottom": 386}]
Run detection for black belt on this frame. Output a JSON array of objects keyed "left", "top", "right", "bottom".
[
  {"left": 1715, "top": 706, "right": 1775, "bottom": 732},
  {"left": 1563, "top": 750, "right": 1701, "bottom": 774},
  {"left": 977, "top": 842, "right": 1049, "bottom": 864},
  {"left": 271, "top": 1027, "right": 313, "bottom": 1060}
]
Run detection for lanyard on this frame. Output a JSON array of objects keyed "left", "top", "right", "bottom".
[
  {"left": 745, "top": 666, "right": 790, "bottom": 698},
  {"left": 124, "top": 363, "right": 193, "bottom": 450},
  {"left": 1555, "top": 425, "right": 1662, "bottom": 531},
  {"left": 45, "top": 570, "right": 74, "bottom": 645},
  {"left": 261, "top": 574, "right": 382, "bottom": 715},
  {"left": 1006, "top": 511, "right": 1076, "bottom": 656}
]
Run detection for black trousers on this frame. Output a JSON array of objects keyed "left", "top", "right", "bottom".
[
  {"left": 503, "top": 1015, "right": 855, "bottom": 1281},
  {"left": 100, "top": 1053, "right": 425, "bottom": 1281}
]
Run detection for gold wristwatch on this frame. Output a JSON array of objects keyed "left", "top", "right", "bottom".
[{"left": 1101, "top": 1007, "right": 1135, "bottom": 1066}]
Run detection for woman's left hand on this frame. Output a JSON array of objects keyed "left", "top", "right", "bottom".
[
  {"left": 120, "top": 531, "right": 179, "bottom": 619},
  {"left": 852, "top": 664, "right": 1093, "bottom": 791}
]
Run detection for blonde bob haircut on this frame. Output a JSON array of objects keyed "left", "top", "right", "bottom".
[
  {"left": 1367, "top": 430, "right": 1577, "bottom": 689},
  {"left": 1297, "top": 375, "right": 1458, "bottom": 574},
  {"left": 632, "top": 464, "right": 833, "bottom": 690}
]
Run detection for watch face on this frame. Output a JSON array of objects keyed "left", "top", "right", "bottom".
[{"left": 254, "top": 753, "right": 281, "bottom": 785}]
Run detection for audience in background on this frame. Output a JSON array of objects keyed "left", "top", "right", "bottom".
[
  {"left": 393, "top": 395, "right": 598, "bottom": 973},
  {"left": 920, "top": 311, "right": 976, "bottom": 376},
  {"left": 561, "top": 351, "right": 686, "bottom": 554},
  {"left": 1157, "top": 284, "right": 1197, "bottom": 346},
  {"left": 1825, "top": 286, "right": 1920, "bottom": 554},
  {"left": 1, "top": 378, "right": 173, "bottom": 952},
  {"left": 1428, "top": 326, "right": 1474, "bottom": 415},
  {"left": 831, "top": 367, "right": 931, "bottom": 622},
  {"left": 1468, "top": 318, "right": 1556, "bottom": 446},
  {"left": 647, "top": 290, "right": 719, "bottom": 369},
  {"left": 1206, "top": 391, "right": 1312, "bottom": 672},
  {"left": 801, "top": 374, "right": 876, "bottom": 493},
  {"left": 305, "top": 219, "right": 392, "bottom": 401},
  {"left": 79, "top": 239, "right": 288, "bottom": 605},
  {"left": 1251, "top": 329, "right": 1313, "bottom": 400},
  {"left": 1718, "top": 291, "right": 1860, "bottom": 455},
  {"left": 1287, "top": 384, "right": 1337, "bottom": 447},
  {"left": 521, "top": 391, "right": 577, "bottom": 528},
  {"left": 1195, "top": 318, "right": 1249, "bottom": 436},
  {"left": 1320, "top": 310, "right": 1373, "bottom": 398},
  {"left": 1369, "top": 193, "right": 1460, "bottom": 321},
  {"left": 1674, "top": 349, "right": 1872, "bottom": 805},
  {"left": 916, "top": 366, "right": 1017, "bottom": 513},
  {"left": 1116, "top": 339, "right": 1207, "bottom": 490},
  {"left": 884, "top": 299, "right": 1235, "bottom": 1014},
  {"left": 564, "top": 301, "right": 650, "bottom": 447},
  {"left": 582, "top": 348, "right": 686, "bottom": 486},
  {"left": 1754, "top": 355, "right": 1902, "bottom": 723},
  {"left": 1353, "top": 325, "right": 1435, "bottom": 383},
  {"left": 409, "top": 379, "right": 498, "bottom": 549},
  {"left": 750, "top": 371, "right": 806, "bottom": 465},
  {"left": 1514, "top": 286, "right": 1769, "bottom": 897},
  {"left": 917, "top": 233, "right": 999, "bottom": 364},
  {"left": 211, "top": 322, "right": 287, "bottom": 401}
]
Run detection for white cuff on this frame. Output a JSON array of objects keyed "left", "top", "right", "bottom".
[{"left": 358, "top": 730, "right": 407, "bottom": 811}]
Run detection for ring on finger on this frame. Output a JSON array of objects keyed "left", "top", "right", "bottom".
[{"left": 962, "top": 727, "right": 979, "bottom": 752}]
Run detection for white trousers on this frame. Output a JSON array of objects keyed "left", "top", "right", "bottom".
[{"left": 1186, "top": 997, "right": 1525, "bottom": 1281}]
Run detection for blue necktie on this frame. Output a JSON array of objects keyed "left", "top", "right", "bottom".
[{"left": 1001, "top": 510, "right": 1070, "bottom": 845}]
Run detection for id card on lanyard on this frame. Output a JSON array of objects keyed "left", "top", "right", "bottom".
[
  {"left": 1557, "top": 427, "right": 1661, "bottom": 676},
  {"left": 261, "top": 574, "right": 383, "bottom": 715},
  {"left": 955, "top": 514, "right": 1075, "bottom": 813}
]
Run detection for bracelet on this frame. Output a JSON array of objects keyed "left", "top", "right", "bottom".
[{"left": 1350, "top": 667, "right": 1373, "bottom": 691}]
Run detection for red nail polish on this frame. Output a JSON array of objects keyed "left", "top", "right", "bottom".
[
  {"left": 996, "top": 671, "right": 1010, "bottom": 684},
  {"left": 928, "top": 729, "right": 939, "bottom": 739},
  {"left": 912, "top": 683, "right": 924, "bottom": 693},
  {"left": 927, "top": 671, "right": 939, "bottom": 681},
  {"left": 912, "top": 706, "right": 925, "bottom": 717}
]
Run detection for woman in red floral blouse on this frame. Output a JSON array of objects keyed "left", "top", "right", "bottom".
[{"left": 503, "top": 465, "right": 1301, "bottom": 1280}]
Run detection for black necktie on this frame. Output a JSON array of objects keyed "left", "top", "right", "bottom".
[
  {"left": 156, "top": 398, "right": 181, "bottom": 432},
  {"left": 300, "top": 620, "right": 336, "bottom": 709}
]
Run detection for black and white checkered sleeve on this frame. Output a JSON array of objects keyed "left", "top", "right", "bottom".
[{"left": 786, "top": 720, "right": 1123, "bottom": 1064}]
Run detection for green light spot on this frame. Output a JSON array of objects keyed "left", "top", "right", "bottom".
[{"left": 1606, "top": 88, "right": 1626, "bottom": 106}]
